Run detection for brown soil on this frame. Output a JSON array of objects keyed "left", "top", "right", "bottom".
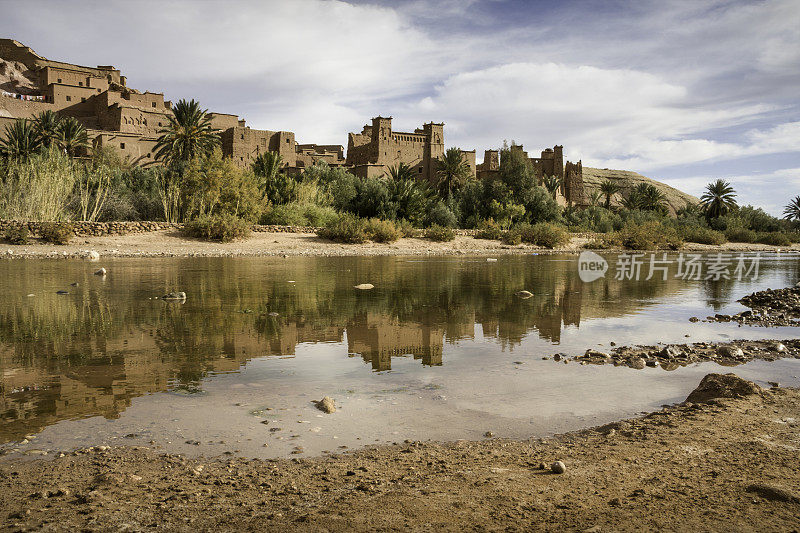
[
  {"left": 1, "top": 377, "right": 799, "bottom": 532},
  {"left": 2, "top": 230, "right": 795, "bottom": 258}
]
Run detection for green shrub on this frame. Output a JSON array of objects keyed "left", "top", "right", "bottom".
[
  {"left": 501, "top": 229, "right": 522, "bottom": 245},
  {"left": 617, "top": 221, "right": 682, "bottom": 250},
  {"left": 365, "top": 218, "right": 400, "bottom": 243},
  {"left": 183, "top": 213, "right": 251, "bottom": 242},
  {"left": 38, "top": 222, "right": 74, "bottom": 245},
  {"left": 424, "top": 224, "right": 456, "bottom": 242},
  {"left": 316, "top": 213, "right": 369, "bottom": 244},
  {"left": 302, "top": 205, "right": 339, "bottom": 227},
  {"left": 426, "top": 202, "right": 458, "bottom": 228},
  {"left": 395, "top": 219, "right": 417, "bottom": 238},
  {"left": 474, "top": 219, "right": 503, "bottom": 240},
  {"left": 519, "top": 222, "right": 570, "bottom": 249},
  {"left": 680, "top": 226, "right": 726, "bottom": 245},
  {"left": 3, "top": 225, "right": 29, "bottom": 244},
  {"left": 756, "top": 231, "right": 791, "bottom": 246},
  {"left": 724, "top": 227, "right": 757, "bottom": 243},
  {"left": 260, "top": 203, "right": 339, "bottom": 227}
]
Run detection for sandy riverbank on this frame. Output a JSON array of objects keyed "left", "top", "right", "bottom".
[
  {"left": 0, "top": 374, "right": 798, "bottom": 532},
  {"left": 2, "top": 230, "right": 796, "bottom": 258}
]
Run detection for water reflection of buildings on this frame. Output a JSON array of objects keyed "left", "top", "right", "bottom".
[
  {"left": 347, "top": 312, "right": 443, "bottom": 371},
  {"left": 1, "top": 254, "right": 742, "bottom": 443}
]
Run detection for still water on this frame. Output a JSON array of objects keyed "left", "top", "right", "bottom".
[{"left": 1, "top": 253, "right": 799, "bottom": 458}]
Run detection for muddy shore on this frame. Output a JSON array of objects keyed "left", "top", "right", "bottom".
[
  {"left": 0, "top": 374, "right": 798, "bottom": 532},
  {"left": 1, "top": 230, "right": 796, "bottom": 258}
]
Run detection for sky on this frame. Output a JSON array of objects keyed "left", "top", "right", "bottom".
[{"left": 1, "top": 0, "right": 798, "bottom": 214}]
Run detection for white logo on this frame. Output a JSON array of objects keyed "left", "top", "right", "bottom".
[{"left": 578, "top": 251, "right": 608, "bottom": 282}]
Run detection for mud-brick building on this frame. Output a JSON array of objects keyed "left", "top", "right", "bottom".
[
  {"left": 0, "top": 39, "right": 342, "bottom": 170},
  {"left": 346, "top": 116, "right": 445, "bottom": 182}
]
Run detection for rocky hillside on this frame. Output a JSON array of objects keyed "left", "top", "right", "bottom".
[
  {"left": 582, "top": 167, "right": 699, "bottom": 214},
  {"left": 0, "top": 58, "right": 38, "bottom": 95}
]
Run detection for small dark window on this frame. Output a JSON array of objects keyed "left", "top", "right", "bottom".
[
  {"left": 147, "top": 153, "right": 151, "bottom": 158},
  {"left": 57, "top": 78, "right": 62, "bottom": 83},
  {"left": 81, "top": 97, "right": 86, "bottom": 102},
  {"left": 240, "top": 157, "right": 244, "bottom": 161},
  {"left": 241, "top": 134, "right": 244, "bottom": 139},
  {"left": 66, "top": 95, "right": 71, "bottom": 102},
  {"left": 151, "top": 102, "right": 156, "bottom": 108},
  {"left": 286, "top": 138, "right": 290, "bottom": 143},
  {"left": 97, "top": 88, "right": 101, "bottom": 93},
  {"left": 418, "top": 167, "right": 422, "bottom": 173},
  {"left": 158, "top": 122, "right": 162, "bottom": 126},
  {"left": 120, "top": 142, "right": 125, "bottom": 149},
  {"left": 78, "top": 82, "right": 83, "bottom": 87}
]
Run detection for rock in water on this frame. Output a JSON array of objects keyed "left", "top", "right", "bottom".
[
  {"left": 627, "top": 356, "right": 646, "bottom": 370},
  {"left": 515, "top": 290, "right": 533, "bottom": 299},
  {"left": 162, "top": 291, "right": 187, "bottom": 301},
  {"left": 771, "top": 342, "right": 787, "bottom": 353},
  {"left": 354, "top": 284, "right": 374, "bottom": 290},
  {"left": 94, "top": 268, "right": 107, "bottom": 276},
  {"left": 315, "top": 396, "right": 336, "bottom": 414},
  {"left": 685, "top": 373, "right": 761, "bottom": 404},
  {"left": 551, "top": 461, "right": 566, "bottom": 474},
  {"left": 717, "top": 345, "right": 744, "bottom": 358}
]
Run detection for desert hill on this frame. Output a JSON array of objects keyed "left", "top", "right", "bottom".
[{"left": 581, "top": 167, "right": 699, "bottom": 214}]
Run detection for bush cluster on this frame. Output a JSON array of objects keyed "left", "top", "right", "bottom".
[
  {"left": 3, "top": 224, "right": 29, "bottom": 244},
  {"left": 424, "top": 225, "right": 456, "bottom": 242},
  {"left": 38, "top": 222, "right": 74, "bottom": 245},
  {"left": 317, "top": 213, "right": 369, "bottom": 244},
  {"left": 679, "top": 226, "right": 726, "bottom": 245},
  {"left": 183, "top": 213, "right": 251, "bottom": 242},
  {"left": 518, "top": 222, "right": 570, "bottom": 249}
]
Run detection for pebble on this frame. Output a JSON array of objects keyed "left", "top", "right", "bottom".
[
  {"left": 551, "top": 461, "right": 566, "bottom": 474},
  {"left": 354, "top": 283, "right": 374, "bottom": 290},
  {"left": 315, "top": 396, "right": 336, "bottom": 414},
  {"left": 94, "top": 267, "right": 107, "bottom": 276}
]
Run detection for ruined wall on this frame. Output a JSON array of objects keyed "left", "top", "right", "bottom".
[
  {"left": 91, "top": 131, "right": 159, "bottom": 164},
  {"left": 564, "top": 160, "right": 585, "bottom": 206}
]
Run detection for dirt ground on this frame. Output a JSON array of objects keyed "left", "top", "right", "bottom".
[
  {"left": 2, "top": 230, "right": 796, "bottom": 258},
  {"left": 1, "top": 376, "right": 798, "bottom": 532}
]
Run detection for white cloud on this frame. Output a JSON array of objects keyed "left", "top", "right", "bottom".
[{"left": 409, "top": 62, "right": 777, "bottom": 170}]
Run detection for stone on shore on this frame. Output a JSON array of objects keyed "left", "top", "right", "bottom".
[
  {"left": 315, "top": 396, "right": 336, "bottom": 414},
  {"left": 551, "top": 461, "right": 566, "bottom": 474},
  {"left": 685, "top": 373, "right": 761, "bottom": 404}
]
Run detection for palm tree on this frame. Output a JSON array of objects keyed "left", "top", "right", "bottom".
[
  {"left": 636, "top": 183, "right": 667, "bottom": 212},
  {"left": 252, "top": 151, "right": 283, "bottom": 182},
  {"left": 154, "top": 99, "right": 220, "bottom": 166},
  {"left": 386, "top": 162, "right": 416, "bottom": 182},
  {"left": 436, "top": 147, "right": 470, "bottom": 199},
  {"left": 33, "top": 110, "right": 62, "bottom": 149},
  {"left": 588, "top": 190, "right": 603, "bottom": 207},
  {"left": 700, "top": 179, "right": 737, "bottom": 219},
  {"left": 783, "top": 196, "right": 800, "bottom": 221},
  {"left": 56, "top": 116, "right": 89, "bottom": 157},
  {"left": 542, "top": 175, "right": 562, "bottom": 200},
  {"left": 388, "top": 172, "right": 435, "bottom": 225},
  {"left": 0, "top": 119, "right": 41, "bottom": 161},
  {"left": 599, "top": 179, "right": 620, "bottom": 209}
]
